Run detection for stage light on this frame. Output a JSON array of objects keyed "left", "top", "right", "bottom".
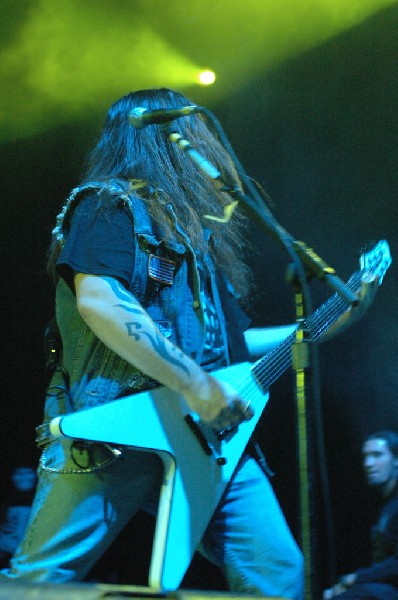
[
  {"left": 0, "top": 0, "right": 394, "bottom": 140},
  {"left": 197, "top": 70, "right": 216, "bottom": 86}
]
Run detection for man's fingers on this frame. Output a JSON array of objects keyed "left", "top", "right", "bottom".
[{"left": 210, "top": 400, "right": 254, "bottom": 430}]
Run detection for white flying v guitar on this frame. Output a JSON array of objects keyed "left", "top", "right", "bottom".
[{"left": 49, "top": 240, "right": 391, "bottom": 591}]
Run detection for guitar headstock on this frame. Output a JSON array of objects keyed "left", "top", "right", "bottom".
[{"left": 359, "top": 240, "right": 392, "bottom": 285}]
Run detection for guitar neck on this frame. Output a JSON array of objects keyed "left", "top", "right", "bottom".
[{"left": 251, "top": 270, "right": 364, "bottom": 391}]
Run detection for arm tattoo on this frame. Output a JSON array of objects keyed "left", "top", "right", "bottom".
[
  {"left": 140, "top": 330, "right": 189, "bottom": 375},
  {"left": 101, "top": 276, "right": 190, "bottom": 376},
  {"left": 102, "top": 276, "right": 139, "bottom": 306},
  {"left": 126, "top": 321, "right": 142, "bottom": 341},
  {"left": 102, "top": 276, "right": 145, "bottom": 317}
]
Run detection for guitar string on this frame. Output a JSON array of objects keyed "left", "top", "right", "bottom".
[
  {"left": 253, "top": 272, "right": 362, "bottom": 390},
  {"left": 235, "top": 271, "right": 365, "bottom": 407}
]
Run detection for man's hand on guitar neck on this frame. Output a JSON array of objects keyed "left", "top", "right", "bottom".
[
  {"left": 352, "top": 272, "right": 380, "bottom": 319},
  {"left": 244, "top": 273, "right": 380, "bottom": 354},
  {"left": 322, "top": 273, "right": 380, "bottom": 341}
]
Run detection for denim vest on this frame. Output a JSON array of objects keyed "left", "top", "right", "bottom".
[{"left": 39, "top": 180, "right": 233, "bottom": 440}]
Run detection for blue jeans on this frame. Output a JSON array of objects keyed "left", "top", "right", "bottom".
[{"left": 1, "top": 442, "right": 303, "bottom": 599}]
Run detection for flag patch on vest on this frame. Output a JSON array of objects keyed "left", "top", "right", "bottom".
[{"left": 148, "top": 253, "right": 175, "bottom": 285}]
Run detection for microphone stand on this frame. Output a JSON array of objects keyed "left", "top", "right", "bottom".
[{"left": 163, "top": 121, "right": 356, "bottom": 599}]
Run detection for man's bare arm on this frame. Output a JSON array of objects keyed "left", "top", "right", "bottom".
[{"left": 74, "top": 273, "right": 253, "bottom": 429}]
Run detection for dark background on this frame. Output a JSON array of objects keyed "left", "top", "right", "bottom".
[{"left": 1, "top": 1, "right": 397, "bottom": 592}]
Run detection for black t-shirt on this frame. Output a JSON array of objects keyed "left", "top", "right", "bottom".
[{"left": 56, "top": 193, "right": 135, "bottom": 291}]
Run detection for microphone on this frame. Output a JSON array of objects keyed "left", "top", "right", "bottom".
[{"left": 128, "top": 105, "right": 199, "bottom": 128}]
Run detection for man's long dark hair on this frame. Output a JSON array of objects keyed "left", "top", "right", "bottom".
[{"left": 48, "top": 88, "right": 253, "bottom": 298}]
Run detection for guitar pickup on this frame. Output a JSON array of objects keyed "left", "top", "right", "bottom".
[{"left": 184, "top": 414, "right": 213, "bottom": 456}]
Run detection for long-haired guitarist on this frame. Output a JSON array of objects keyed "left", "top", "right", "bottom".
[{"left": 0, "top": 88, "right": 378, "bottom": 598}]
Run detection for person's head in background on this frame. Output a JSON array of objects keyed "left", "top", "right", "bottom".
[{"left": 362, "top": 431, "right": 398, "bottom": 496}]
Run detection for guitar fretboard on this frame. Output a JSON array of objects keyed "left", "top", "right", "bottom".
[{"left": 251, "top": 271, "right": 363, "bottom": 391}]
